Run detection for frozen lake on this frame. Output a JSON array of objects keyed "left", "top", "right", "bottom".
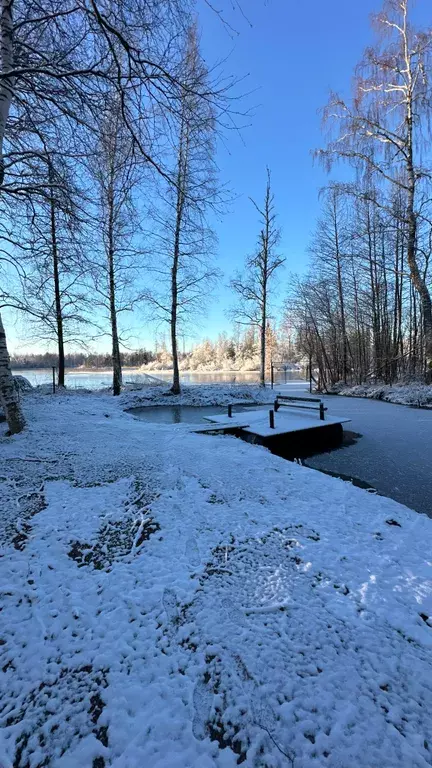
[
  {"left": 13, "top": 368, "right": 304, "bottom": 390},
  {"left": 276, "top": 384, "right": 432, "bottom": 518}
]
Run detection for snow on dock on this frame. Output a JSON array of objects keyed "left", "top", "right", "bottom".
[{"left": 204, "top": 407, "right": 350, "bottom": 438}]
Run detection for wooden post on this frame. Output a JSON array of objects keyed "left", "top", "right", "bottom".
[
  {"left": 270, "top": 362, "right": 274, "bottom": 390},
  {"left": 269, "top": 409, "right": 275, "bottom": 429},
  {"left": 52, "top": 366, "right": 56, "bottom": 394},
  {"left": 319, "top": 402, "right": 325, "bottom": 421},
  {"left": 228, "top": 404, "right": 232, "bottom": 418},
  {"left": 274, "top": 398, "right": 279, "bottom": 412}
]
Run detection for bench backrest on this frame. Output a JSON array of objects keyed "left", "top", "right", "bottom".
[{"left": 274, "top": 395, "right": 327, "bottom": 420}]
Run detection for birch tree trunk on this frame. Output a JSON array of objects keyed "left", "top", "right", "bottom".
[
  {"left": 394, "top": 0, "right": 432, "bottom": 380},
  {"left": 0, "top": 313, "right": 26, "bottom": 433},
  {"left": 0, "top": 4, "right": 25, "bottom": 432},
  {"left": 0, "top": 0, "right": 13, "bottom": 187},
  {"left": 405, "top": 96, "right": 432, "bottom": 380}
]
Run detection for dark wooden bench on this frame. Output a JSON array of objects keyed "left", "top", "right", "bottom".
[{"left": 274, "top": 395, "right": 327, "bottom": 421}]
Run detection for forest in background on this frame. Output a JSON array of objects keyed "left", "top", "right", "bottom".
[{"left": 10, "top": 326, "right": 299, "bottom": 374}]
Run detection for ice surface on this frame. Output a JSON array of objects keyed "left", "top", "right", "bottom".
[{"left": 285, "top": 386, "right": 432, "bottom": 516}]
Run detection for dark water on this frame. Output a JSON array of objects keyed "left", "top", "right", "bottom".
[
  {"left": 128, "top": 403, "right": 270, "bottom": 424},
  {"left": 128, "top": 405, "right": 228, "bottom": 424}
]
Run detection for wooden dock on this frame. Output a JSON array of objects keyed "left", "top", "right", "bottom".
[{"left": 199, "top": 402, "right": 350, "bottom": 459}]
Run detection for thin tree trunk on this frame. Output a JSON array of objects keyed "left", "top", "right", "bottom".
[
  {"left": 332, "top": 200, "right": 348, "bottom": 383},
  {"left": 49, "top": 166, "right": 65, "bottom": 387},
  {"left": 406, "top": 172, "right": 432, "bottom": 380},
  {"left": 260, "top": 254, "right": 267, "bottom": 387},
  {"left": 108, "top": 261, "right": 122, "bottom": 396},
  {"left": 367, "top": 207, "right": 380, "bottom": 378},
  {"left": 259, "top": 179, "right": 271, "bottom": 388},
  {"left": 0, "top": 312, "right": 25, "bottom": 433},
  {"left": 170, "top": 126, "right": 187, "bottom": 396},
  {"left": 171, "top": 231, "right": 181, "bottom": 395},
  {"left": 170, "top": 202, "right": 181, "bottom": 395},
  {"left": 260, "top": 290, "right": 266, "bottom": 387},
  {"left": 392, "top": 217, "right": 400, "bottom": 381},
  {"left": 107, "top": 181, "right": 122, "bottom": 396}
]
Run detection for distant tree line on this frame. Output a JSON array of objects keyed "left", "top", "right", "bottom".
[{"left": 11, "top": 350, "right": 155, "bottom": 371}]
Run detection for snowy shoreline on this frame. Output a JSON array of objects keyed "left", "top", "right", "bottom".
[
  {"left": 1, "top": 387, "right": 432, "bottom": 767},
  {"left": 329, "top": 382, "right": 432, "bottom": 409}
]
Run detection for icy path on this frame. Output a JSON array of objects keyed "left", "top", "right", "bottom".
[
  {"left": 1, "top": 391, "right": 432, "bottom": 767},
  {"left": 276, "top": 384, "right": 432, "bottom": 518}
]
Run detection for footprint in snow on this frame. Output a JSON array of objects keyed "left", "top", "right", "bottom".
[
  {"left": 185, "top": 537, "right": 201, "bottom": 567},
  {"left": 222, "top": 597, "right": 245, "bottom": 627},
  {"left": 251, "top": 689, "right": 293, "bottom": 761},
  {"left": 192, "top": 677, "right": 214, "bottom": 740},
  {"left": 162, "top": 586, "right": 178, "bottom": 625},
  {"left": 251, "top": 689, "right": 278, "bottom": 733}
]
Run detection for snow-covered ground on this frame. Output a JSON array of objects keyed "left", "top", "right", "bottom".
[
  {"left": 120, "top": 382, "right": 276, "bottom": 410},
  {"left": 1, "top": 387, "right": 432, "bottom": 767},
  {"left": 330, "top": 382, "right": 432, "bottom": 409}
]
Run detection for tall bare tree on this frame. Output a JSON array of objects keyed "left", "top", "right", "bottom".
[
  {"left": 318, "top": 0, "right": 432, "bottom": 380},
  {"left": 88, "top": 98, "right": 144, "bottom": 396},
  {"left": 146, "top": 25, "right": 221, "bottom": 394},
  {"left": 231, "top": 169, "right": 284, "bottom": 386}
]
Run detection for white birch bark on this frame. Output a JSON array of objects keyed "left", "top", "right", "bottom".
[
  {"left": 0, "top": 0, "right": 14, "bottom": 186},
  {"left": 0, "top": 4, "right": 25, "bottom": 432},
  {"left": 0, "top": 312, "right": 26, "bottom": 433}
]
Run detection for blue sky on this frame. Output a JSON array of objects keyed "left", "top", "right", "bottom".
[
  {"left": 196, "top": 0, "right": 386, "bottom": 343},
  {"left": 7, "top": 0, "right": 431, "bottom": 354}
]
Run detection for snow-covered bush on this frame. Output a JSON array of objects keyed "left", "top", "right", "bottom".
[
  {"left": 13, "top": 375, "right": 33, "bottom": 392},
  {"left": 336, "top": 382, "right": 432, "bottom": 408}
]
